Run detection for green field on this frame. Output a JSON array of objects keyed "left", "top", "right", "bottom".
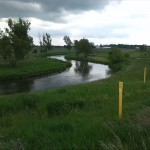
[{"left": 0, "top": 49, "right": 150, "bottom": 149}]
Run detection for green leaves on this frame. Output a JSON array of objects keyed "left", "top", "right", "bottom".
[
  {"left": 108, "top": 48, "right": 123, "bottom": 64},
  {"left": 39, "top": 33, "right": 52, "bottom": 54},
  {"left": 74, "top": 38, "right": 92, "bottom": 57},
  {"left": 0, "top": 18, "right": 33, "bottom": 66},
  {"left": 63, "top": 36, "right": 72, "bottom": 51}
]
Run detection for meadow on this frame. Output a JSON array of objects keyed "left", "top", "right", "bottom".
[{"left": 0, "top": 49, "right": 150, "bottom": 149}]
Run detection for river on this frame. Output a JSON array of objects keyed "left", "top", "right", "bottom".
[{"left": 0, "top": 56, "right": 110, "bottom": 95}]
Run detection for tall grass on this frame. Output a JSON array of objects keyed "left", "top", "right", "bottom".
[{"left": 0, "top": 56, "right": 150, "bottom": 149}]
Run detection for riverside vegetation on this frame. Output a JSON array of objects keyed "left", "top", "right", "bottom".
[
  {"left": 0, "top": 54, "right": 71, "bottom": 81},
  {"left": 0, "top": 49, "right": 150, "bottom": 150}
]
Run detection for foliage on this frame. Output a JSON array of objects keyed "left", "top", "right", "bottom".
[
  {"left": 63, "top": 35, "right": 72, "bottom": 51},
  {"left": 124, "top": 53, "right": 130, "bottom": 58},
  {"left": 109, "top": 44, "right": 141, "bottom": 49},
  {"left": 33, "top": 49, "right": 37, "bottom": 53},
  {"left": 65, "top": 54, "right": 109, "bottom": 64},
  {"left": 0, "top": 33, "right": 12, "bottom": 60},
  {"left": 74, "top": 38, "right": 92, "bottom": 57},
  {"left": 90, "top": 42, "right": 96, "bottom": 49},
  {"left": 108, "top": 47, "right": 123, "bottom": 64},
  {"left": 0, "top": 18, "right": 33, "bottom": 66},
  {"left": 39, "top": 33, "right": 52, "bottom": 54},
  {"left": 140, "top": 44, "right": 147, "bottom": 52}
]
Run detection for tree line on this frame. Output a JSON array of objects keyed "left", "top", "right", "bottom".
[
  {"left": 38, "top": 33, "right": 94, "bottom": 57},
  {"left": 0, "top": 18, "right": 94, "bottom": 66},
  {"left": 0, "top": 18, "right": 149, "bottom": 67}
]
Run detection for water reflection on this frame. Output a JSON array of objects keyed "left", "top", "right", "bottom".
[{"left": 74, "top": 61, "right": 92, "bottom": 77}]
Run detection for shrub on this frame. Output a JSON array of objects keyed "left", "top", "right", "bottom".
[
  {"left": 108, "top": 48, "right": 123, "bottom": 64},
  {"left": 124, "top": 53, "right": 130, "bottom": 58},
  {"left": 33, "top": 49, "right": 37, "bottom": 53}
]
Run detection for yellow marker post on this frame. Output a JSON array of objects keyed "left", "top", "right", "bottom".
[
  {"left": 119, "top": 82, "right": 123, "bottom": 119},
  {"left": 144, "top": 67, "right": 146, "bottom": 83}
]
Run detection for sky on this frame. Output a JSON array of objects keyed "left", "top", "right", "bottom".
[{"left": 0, "top": 0, "right": 150, "bottom": 46}]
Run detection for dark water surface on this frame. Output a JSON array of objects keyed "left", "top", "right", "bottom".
[{"left": 0, "top": 56, "right": 110, "bottom": 95}]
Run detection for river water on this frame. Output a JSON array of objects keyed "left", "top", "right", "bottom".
[{"left": 0, "top": 56, "right": 110, "bottom": 95}]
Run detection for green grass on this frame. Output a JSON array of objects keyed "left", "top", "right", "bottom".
[
  {"left": 32, "top": 47, "right": 73, "bottom": 56},
  {"left": 65, "top": 49, "right": 144, "bottom": 65},
  {"left": 0, "top": 55, "right": 71, "bottom": 81},
  {"left": 0, "top": 56, "right": 150, "bottom": 149},
  {"left": 65, "top": 53, "right": 110, "bottom": 64}
]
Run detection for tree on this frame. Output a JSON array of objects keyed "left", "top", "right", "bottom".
[
  {"left": 39, "top": 33, "right": 52, "bottom": 54},
  {"left": 90, "top": 42, "right": 96, "bottom": 49},
  {"left": 63, "top": 36, "right": 72, "bottom": 51},
  {"left": 140, "top": 44, "right": 147, "bottom": 52},
  {"left": 108, "top": 47, "right": 123, "bottom": 64},
  {"left": 38, "top": 33, "right": 44, "bottom": 53},
  {"left": 0, "top": 18, "right": 33, "bottom": 65},
  {"left": 74, "top": 38, "right": 92, "bottom": 57},
  {"left": 0, "top": 32, "right": 11, "bottom": 59}
]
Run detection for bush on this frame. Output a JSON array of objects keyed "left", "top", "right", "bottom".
[
  {"left": 124, "top": 53, "right": 130, "bottom": 58},
  {"left": 32, "top": 49, "right": 37, "bottom": 53},
  {"left": 108, "top": 48, "right": 123, "bottom": 64}
]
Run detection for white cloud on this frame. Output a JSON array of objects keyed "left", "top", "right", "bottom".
[{"left": 1, "top": 0, "right": 150, "bottom": 45}]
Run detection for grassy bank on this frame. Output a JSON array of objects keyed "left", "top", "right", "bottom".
[
  {"left": 65, "top": 54, "right": 109, "bottom": 64},
  {"left": 0, "top": 56, "right": 150, "bottom": 149},
  {"left": 0, "top": 55, "right": 71, "bottom": 81}
]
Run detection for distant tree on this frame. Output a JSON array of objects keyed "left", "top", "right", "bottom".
[
  {"left": 90, "top": 42, "right": 96, "bottom": 49},
  {"left": 63, "top": 36, "right": 72, "bottom": 51},
  {"left": 74, "top": 38, "right": 92, "bottom": 57},
  {"left": 140, "top": 44, "right": 147, "bottom": 52},
  {"left": 124, "top": 53, "right": 130, "bottom": 58},
  {"left": 108, "top": 47, "right": 123, "bottom": 64},
  {"left": 43, "top": 33, "right": 52, "bottom": 54},
  {"left": 100, "top": 44, "right": 103, "bottom": 48},
  {"left": 0, "top": 18, "right": 33, "bottom": 66},
  {"left": 38, "top": 33, "right": 43, "bottom": 53},
  {"left": 39, "top": 33, "right": 52, "bottom": 54}
]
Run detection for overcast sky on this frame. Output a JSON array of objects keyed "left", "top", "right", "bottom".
[{"left": 0, "top": 0, "right": 150, "bottom": 46}]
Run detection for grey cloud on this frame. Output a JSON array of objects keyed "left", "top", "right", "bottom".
[{"left": 0, "top": 0, "right": 121, "bottom": 21}]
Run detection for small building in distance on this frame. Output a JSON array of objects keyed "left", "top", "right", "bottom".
[
  {"left": 96, "top": 45, "right": 111, "bottom": 50},
  {"left": 135, "top": 47, "right": 140, "bottom": 50},
  {"left": 101, "top": 46, "right": 111, "bottom": 50}
]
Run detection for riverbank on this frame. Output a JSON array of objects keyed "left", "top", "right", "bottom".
[
  {"left": 65, "top": 53, "right": 110, "bottom": 65},
  {"left": 0, "top": 55, "right": 150, "bottom": 149},
  {"left": 0, "top": 55, "right": 71, "bottom": 81}
]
